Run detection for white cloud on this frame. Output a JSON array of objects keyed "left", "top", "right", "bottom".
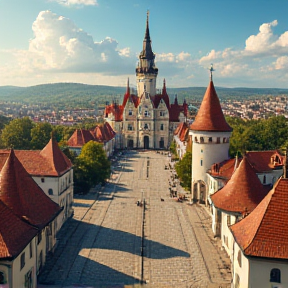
[
  {"left": 49, "top": 0, "right": 98, "bottom": 6},
  {"left": 274, "top": 56, "right": 288, "bottom": 70},
  {"left": 245, "top": 20, "right": 277, "bottom": 53},
  {"left": 15, "top": 10, "right": 133, "bottom": 74}
]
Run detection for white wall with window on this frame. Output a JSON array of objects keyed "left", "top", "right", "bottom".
[
  {"left": 0, "top": 237, "right": 38, "bottom": 288},
  {"left": 232, "top": 241, "right": 288, "bottom": 288}
]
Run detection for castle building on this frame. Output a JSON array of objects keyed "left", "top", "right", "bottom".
[
  {"left": 189, "top": 69, "right": 232, "bottom": 203},
  {"left": 104, "top": 12, "right": 187, "bottom": 149}
]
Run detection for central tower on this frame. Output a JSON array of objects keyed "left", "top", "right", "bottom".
[{"left": 136, "top": 11, "right": 158, "bottom": 97}]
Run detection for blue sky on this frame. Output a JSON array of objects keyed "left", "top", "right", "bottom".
[{"left": 1, "top": 0, "right": 288, "bottom": 88}]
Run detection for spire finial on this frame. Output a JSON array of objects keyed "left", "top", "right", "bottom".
[{"left": 209, "top": 63, "right": 215, "bottom": 81}]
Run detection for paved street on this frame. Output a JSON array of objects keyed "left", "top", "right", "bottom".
[{"left": 38, "top": 151, "right": 231, "bottom": 288}]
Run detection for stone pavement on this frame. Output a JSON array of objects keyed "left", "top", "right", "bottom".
[{"left": 38, "top": 151, "right": 231, "bottom": 288}]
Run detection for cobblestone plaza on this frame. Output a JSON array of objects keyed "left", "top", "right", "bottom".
[{"left": 39, "top": 151, "right": 231, "bottom": 288}]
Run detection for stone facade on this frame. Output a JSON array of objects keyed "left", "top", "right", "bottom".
[{"left": 104, "top": 13, "right": 187, "bottom": 149}]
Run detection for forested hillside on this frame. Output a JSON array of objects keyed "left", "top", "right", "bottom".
[{"left": 0, "top": 83, "right": 288, "bottom": 109}]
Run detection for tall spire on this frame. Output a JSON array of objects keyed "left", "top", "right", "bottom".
[{"left": 141, "top": 10, "right": 154, "bottom": 60}]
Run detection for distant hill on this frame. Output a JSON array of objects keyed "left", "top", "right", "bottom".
[{"left": 0, "top": 83, "right": 287, "bottom": 109}]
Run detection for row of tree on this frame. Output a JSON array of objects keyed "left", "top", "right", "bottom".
[
  {"left": 226, "top": 115, "right": 288, "bottom": 156},
  {"left": 172, "top": 115, "right": 288, "bottom": 191},
  {"left": 0, "top": 116, "right": 111, "bottom": 194}
]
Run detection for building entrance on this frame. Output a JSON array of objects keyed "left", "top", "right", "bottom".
[
  {"left": 128, "top": 139, "right": 134, "bottom": 149},
  {"left": 144, "top": 136, "right": 149, "bottom": 149}
]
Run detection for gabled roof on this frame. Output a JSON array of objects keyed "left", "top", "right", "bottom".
[
  {"left": 174, "top": 122, "right": 189, "bottom": 142},
  {"left": 67, "top": 129, "right": 95, "bottom": 148},
  {"left": 230, "top": 177, "right": 288, "bottom": 259},
  {"left": 40, "top": 137, "right": 72, "bottom": 176},
  {"left": 245, "top": 150, "right": 283, "bottom": 172},
  {"left": 208, "top": 158, "right": 241, "bottom": 181},
  {"left": 0, "top": 150, "right": 62, "bottom": 229},
  {"left": 190, "top": 81, "right": 232, "bottom": 132},
  {"left": 211, "top": 157, "right": 268, "bottom": 214},
  {"left": 0, "top": 199, "right": 38, "bottom": 259}
]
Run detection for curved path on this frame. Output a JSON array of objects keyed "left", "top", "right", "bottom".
[{"left": 38, "top": 151, "right": 231, "bottom": 288}]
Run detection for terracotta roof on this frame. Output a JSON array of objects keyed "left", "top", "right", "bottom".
[
  {"left": 67, "top": 129, "right": 95, "bottom": 148},
  {"left": 0, "top": 199, "right": 38, "bottom": 259},
  {"left": 245, "top": 150, "right": 283, "bottom": 173},
  {"left": 230, "top": 177, "right": 288, "bottom": 259},
  {"left": 174, "top": 122, "right": 189, "bottom": 142},
  {"left": 208, "top": 158, "right": 241, "bottom": 180},
  {"left": 0, "top": 150, "right": 62, "bottom": 229},
  {"left": 190, "top": 81, "right": 232, "bottom": 132},
  {"left": 40, "top": 137, "right": 72, "bottom": 176},
  {"left": 211, "top": 157, "right": 268, "bottom": 214}
]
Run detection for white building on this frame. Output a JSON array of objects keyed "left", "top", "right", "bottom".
[
  {"left": 210, "top": 157, "right": 269, "bottom": 256},
  {"left": 230, "top": 176, "right": 288, "bottom": 288},
  {"left": 0, "top": 150, "right": 62, "bottom": 288},
  {"left": 104, "top": 13, "right": 187, "bottom": 150},
  {"left": 189, "top": 73, "right": 232, "bottom": 203}
]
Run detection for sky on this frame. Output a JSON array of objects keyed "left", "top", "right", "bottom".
[{"left": 1, "top": 0, "right": 288, "bottom": 88}]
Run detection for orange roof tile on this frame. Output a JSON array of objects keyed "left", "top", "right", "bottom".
[
  {"left": 245, "top": 150, "right": 283, "bottom": 172},
  {"left": 0, "top": 199, "right": 38, "bottom": 259},
  {"left": 67, "top": 129, "right": 95, "bottom": 148},
  {"left": 0, "top": 150, "right": 62, "bottom": 229},
  {"left": 208, "top": 158, "right": 241, "bottom": 180},
  {"left": 211, "top": 157, "right": 267, "bottom": 214},
  {"left": 230, "top": 177, "right": 288, "bottom": 259},
  {"left": 190, "top": 81, "right": 232, "bottom": 132},
  {"left": 40, "top": 137, "right": 72, "bottom": 176}
]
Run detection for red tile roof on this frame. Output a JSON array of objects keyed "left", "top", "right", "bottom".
[
  {"left": 230, "top": 177, "right": 288, "bottom": 259},
  {"left": 245, "top": 150, "right": 283, "bottom": 172},
  {"left": 0, "top": 150, "right": 62, "bottom": 229},
  {"left": 0, "top": 138, "right": 72, "bottom": 177},
  {"left": 67, "top": 129, "right": 95, "bottom": 148},
  {"left": 211, "top": 157, "right": 268, "bottom": 215},
  {"left": 208, "top": 158, "right": 241, "bottom": 180},
  {"left": 190, "top": 81, "right": 232, "bottom": 132},
  {"left": 40, "top": 138, "right": 72, "bottom": 176},
  {"left": 0, "top": 199, "right": 38, "bottom": 259},
  {"left": 174, "top": 122, "right": 189, "bottom": 142}
]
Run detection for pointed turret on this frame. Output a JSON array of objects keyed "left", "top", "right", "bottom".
[
  {"left": 0, "top": 149, "right": 62, "bottom": 229},
  {"left": 40, "top": 137, "right": 72, "bottom": 176},
  {"left": 136, "top": 11, "right": 158, "bottom": 97},
  {"left": 190, "top": 80, "right": 232, "bottom": 132},
  {"left": 211, "top": 157, "right": 268, "bottom": 215},
  {"left": 230, "top": 177, "right": 288, "bottom": 259},
  {"left": 141, "top": 10, "right": 154, "bottom": 60}
]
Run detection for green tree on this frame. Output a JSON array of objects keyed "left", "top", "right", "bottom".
[
  {"left": 175, "top": 151, "right": 192, "bottom": 191},
  {"left": 30, "top": 122, "right": 53, "bottom": 149},
  {"left": 1, "top": 117, "right": 34, "bottom": 149},
  {"left": 74, "top": 141, "right": 111, "bottom": 193}
]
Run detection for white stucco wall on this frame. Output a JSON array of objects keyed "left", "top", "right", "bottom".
[
  {"left": 221, "top": 212, "right": 237, "bottom": 258},
  {"left": 190, "top": 131, "right": 231, "bottom": 185}
]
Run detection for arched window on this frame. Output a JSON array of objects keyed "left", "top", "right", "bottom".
[
  {"left": 270, "top": 268, "right": 281, "bottom": 283},
  {"left": 0, "top": 272, "right": 5, "bottom": 284},
  {"left": 48, "top": 189, "right": 53, "bottom": 195},
  {"left": 263, "top": 175, "right": 266, "bottom": 184},
  {"left": 208, "top": 137, "right": 212, "bottom": 143}
]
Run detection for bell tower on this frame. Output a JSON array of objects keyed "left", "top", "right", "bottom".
[{"left": 136, "top": 11, "right": 158, "bottom": 97}]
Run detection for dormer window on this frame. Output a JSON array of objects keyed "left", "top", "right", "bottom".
[
  {"left": 160, "top": 111, "right": 165, "bottom": 116},
  {"left": 144, "top": 110, "right": 149, "bottom": 117},
  {"left": 129, "top": 110, "right": 133, "bottom": 116}
]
